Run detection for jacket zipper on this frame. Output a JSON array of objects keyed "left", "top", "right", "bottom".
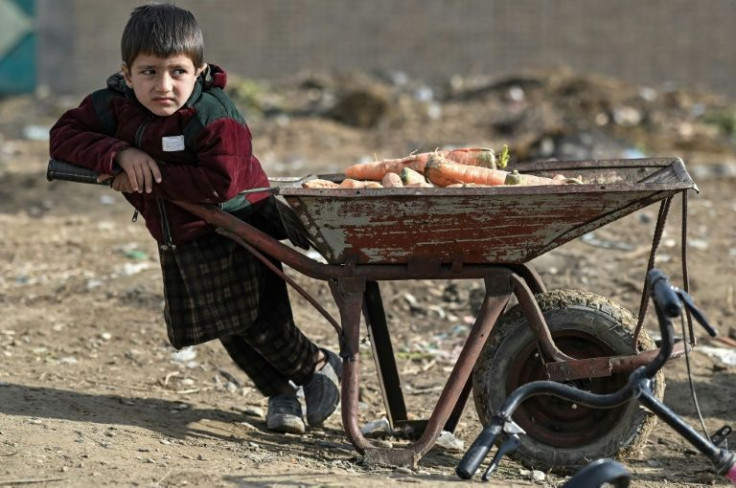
[
  {"left": 156, "top": 198, "right": 174, "bottom": 249},
  {"left": 135, "top": 118, "right": 174, "bottom": 249}
]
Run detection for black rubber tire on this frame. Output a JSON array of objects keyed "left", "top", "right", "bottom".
[{"left": 472, "top": 289, "right": 664, "bottom": 471}]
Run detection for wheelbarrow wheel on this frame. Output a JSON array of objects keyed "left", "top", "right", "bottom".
[{"left": 472, "top": 289, "right": 664, "bottom": 471}]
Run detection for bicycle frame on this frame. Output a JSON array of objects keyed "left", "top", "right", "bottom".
[{"left": 456, "top": 269, "right": 736, "bottom": 486}]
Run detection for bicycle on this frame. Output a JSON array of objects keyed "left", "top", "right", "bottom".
[{"left": 455, "top": 268, "right": 736, "bottom": 487}]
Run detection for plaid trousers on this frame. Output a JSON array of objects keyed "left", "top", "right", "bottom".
[{"left": 159, "top": 197, "right": 318, "bottom": 396}]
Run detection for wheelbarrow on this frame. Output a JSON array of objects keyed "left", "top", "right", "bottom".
[{"left": 48, "top": 157, "right": 697, "bottom": 470}]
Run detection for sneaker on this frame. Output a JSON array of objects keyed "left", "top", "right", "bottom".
[
  {"left": 266, "top": 393, "right": 305, "bottom": 434},
  {"left": 303, "top": 348, "right": 343, "bottom": 426}
]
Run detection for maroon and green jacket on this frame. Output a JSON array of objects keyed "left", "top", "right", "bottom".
[{"left": 49, "top": 64, "right": 270, "bottom": 246}]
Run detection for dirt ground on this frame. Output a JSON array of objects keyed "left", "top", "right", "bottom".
[{"left": 2, "top": 69, "right": 736, "bottom": 487}]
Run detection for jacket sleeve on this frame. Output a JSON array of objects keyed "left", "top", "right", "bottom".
[
  {"left": 151, "top": 118, "right": 268, "bottom": 203},
  {"left": 49, "top": 93, "right": 131, "bottom": 175}
]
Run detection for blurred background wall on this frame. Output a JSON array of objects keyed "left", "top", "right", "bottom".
[{"left": 3, "top": 0, "right": 732, "bottom": 96}]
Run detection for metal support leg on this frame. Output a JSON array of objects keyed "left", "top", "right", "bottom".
[
  {"left": 363, "top": 280, "right": 408, "bottom": 429},
  {"left": 361, "top": 271, "right": 514, "bottom": 467},
  {"left": 329, "top": 276, "right": 371, "bottom": 452}
]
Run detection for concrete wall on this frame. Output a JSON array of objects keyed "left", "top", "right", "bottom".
[{"left": 38, "top": 0, "right": 736, "bottom": 98}]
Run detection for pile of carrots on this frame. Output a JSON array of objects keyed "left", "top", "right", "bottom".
[{"left": 302, "top": 146, "right": 582, "bottom": 189}]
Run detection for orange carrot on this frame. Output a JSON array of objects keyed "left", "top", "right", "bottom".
[
  {"left": 345, "top": 152, "right": 437, "bottom": 181},
  {"left": 339, "top": 178, "right": 383, "bottom": 189},
  {"left": 345, "top": 147, "right": 508, "bottom": 181},
  {"left": 424, "top": 154, "right": 508, "bottom": 187},
  {"left": 444, "top": 147, "right": 498, "bottom": 169},
  {"left": 504, "top": 169, "right": 568, "bottom": 186},
  {"left": 302, "top": 178, "right": 340, "bottom": 189},
  {"left": 445, "top": 182, "right": 493, "bottom": 188},
  {"left": 400, "top": 167, "right": 427, "bottom": 186},
  {"left": 381, "top": 172, "right": 404, "bottom": 188}
]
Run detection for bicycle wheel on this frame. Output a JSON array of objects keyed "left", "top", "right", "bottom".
[{"left": 472, "top": 289, "right": 664, "bottom": 471}]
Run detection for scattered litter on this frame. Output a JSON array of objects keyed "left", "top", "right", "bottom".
[
  {"left": 22, "top": 124, "right": 50, "bottom": 140},
  {"left": 170, "top": 347, "right": 197, "bottom": 363},
  {"left": 361, "top": 417, "right": 392, "bottom": 438},
  {"left": 119, "top": 262, "right": 153, "bottom": 276},
  {"left": 305, "top": 249, "right": 327, "bottom": 263},
  {"left": 99, "top": 195, "right": 116, "bottom": 205},
  {"left": 698, "top": 345, "right": 736, "bottom": 366},
  {"left": 688, "top": 238, "right": 709, "bottom": 250},
  {"left": 435, "top": 430, "right": 464, "bottom": 452},
  {"left": 86, "top": 279, "right": 102, "bottom": 289},
  {"left": 239, "top": 421, "right": 257, "bottom": 431},
  {"left": 123, "top": 249, "right": 149, "bottom": 260},
  {"left": 403, "top": 293, "right": 420, "bottom": 310},
  {"left": 241, "top": 406, "right": 264, "bottom": 419},
  {"left": 581, "top": 232, "right": 634, "bottom": 251}
]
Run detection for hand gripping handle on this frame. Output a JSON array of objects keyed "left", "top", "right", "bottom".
[{"left": 47, "top": 159, "right": 108, "bottom": 185}]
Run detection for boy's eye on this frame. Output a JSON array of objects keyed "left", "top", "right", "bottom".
[
  {"left": 172, "top": 68, "right": 187, "bottom": 76},
  {"left": 140, "top": 69, "right": 155, "bottom": 76}
]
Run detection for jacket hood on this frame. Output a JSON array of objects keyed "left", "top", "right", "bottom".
[
  {"left": 106, "top": 72, "right": 129, "bottom": 94},
  {"left": 205, "top": 64, "right": 227, "bottom": 89}
]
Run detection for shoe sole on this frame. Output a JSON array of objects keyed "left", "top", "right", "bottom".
[{"left": 267, "top": 414, "right": 306, "bottom": 434}]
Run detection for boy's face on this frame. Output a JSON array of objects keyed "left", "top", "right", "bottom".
[{"left": 122, "top": 54, "right": 205, "bottom": 117}]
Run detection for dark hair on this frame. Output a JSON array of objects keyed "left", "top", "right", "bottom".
[{"left": 121, "top": 3, "right": 204, "bottom": 68}]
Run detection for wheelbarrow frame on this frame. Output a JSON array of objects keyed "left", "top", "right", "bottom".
[{"left": 175, "top": 156, "right": 695, "bottom": 467}]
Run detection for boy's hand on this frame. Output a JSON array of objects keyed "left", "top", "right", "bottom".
[
  {"left": 115, "top": 148, "right": 162, "bottom": 193},
  {"left": 109, "top": 173, "right": 136, "bottom": 193}
]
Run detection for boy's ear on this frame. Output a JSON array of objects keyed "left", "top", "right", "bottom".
[
  {"left": 121, "top": 63, "right": 133, "bottom": 88},
  {"left": 197, "top": 63, "right": 208, "bottom": 77}
]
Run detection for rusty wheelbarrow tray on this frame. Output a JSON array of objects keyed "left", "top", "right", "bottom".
[{"left": 176, "top": 157, "right": 696, "bottom": 468}]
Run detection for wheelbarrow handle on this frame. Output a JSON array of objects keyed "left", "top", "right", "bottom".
[
  {"left": 47, "top": 159, "right": 110, "bottom": 185},
  {"left": 46, "top": 159, "right": 277, "bottom": 195}
]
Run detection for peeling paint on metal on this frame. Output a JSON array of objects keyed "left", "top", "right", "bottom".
[{"left": 281, "top": 160, "right": 695, "bottom": 265}]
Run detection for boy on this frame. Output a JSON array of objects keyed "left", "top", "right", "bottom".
[{"left": 49, "top": 3, "right": 341, "bottom": 435}]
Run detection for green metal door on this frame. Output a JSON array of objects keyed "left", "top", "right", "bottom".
[{"left": 0, "top": 0, "right": 35, "bottom": 94}]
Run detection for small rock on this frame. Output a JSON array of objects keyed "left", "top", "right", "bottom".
[
  {"left": 435, "top": 430, "right": 464, "bottom": 452},
  {"left": 531, "top": 470, "right": 546, "bottom": 482},
  {"left": 239, "top": 421, "right": 257, "bottom": 431},
  {"left": 241, "top": 406, "right": 264, "bottom": 419},
  {"left": 360, "top": 417, "right": 391, "bottom": 438}
]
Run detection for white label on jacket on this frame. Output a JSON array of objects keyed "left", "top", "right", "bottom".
[{"left": 162, "top": 135, "right": 185, "bottom": 152}]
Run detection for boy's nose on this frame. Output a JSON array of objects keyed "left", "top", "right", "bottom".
[{"left": 156, "top": 74, "right": 173, "bottom": 92}]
